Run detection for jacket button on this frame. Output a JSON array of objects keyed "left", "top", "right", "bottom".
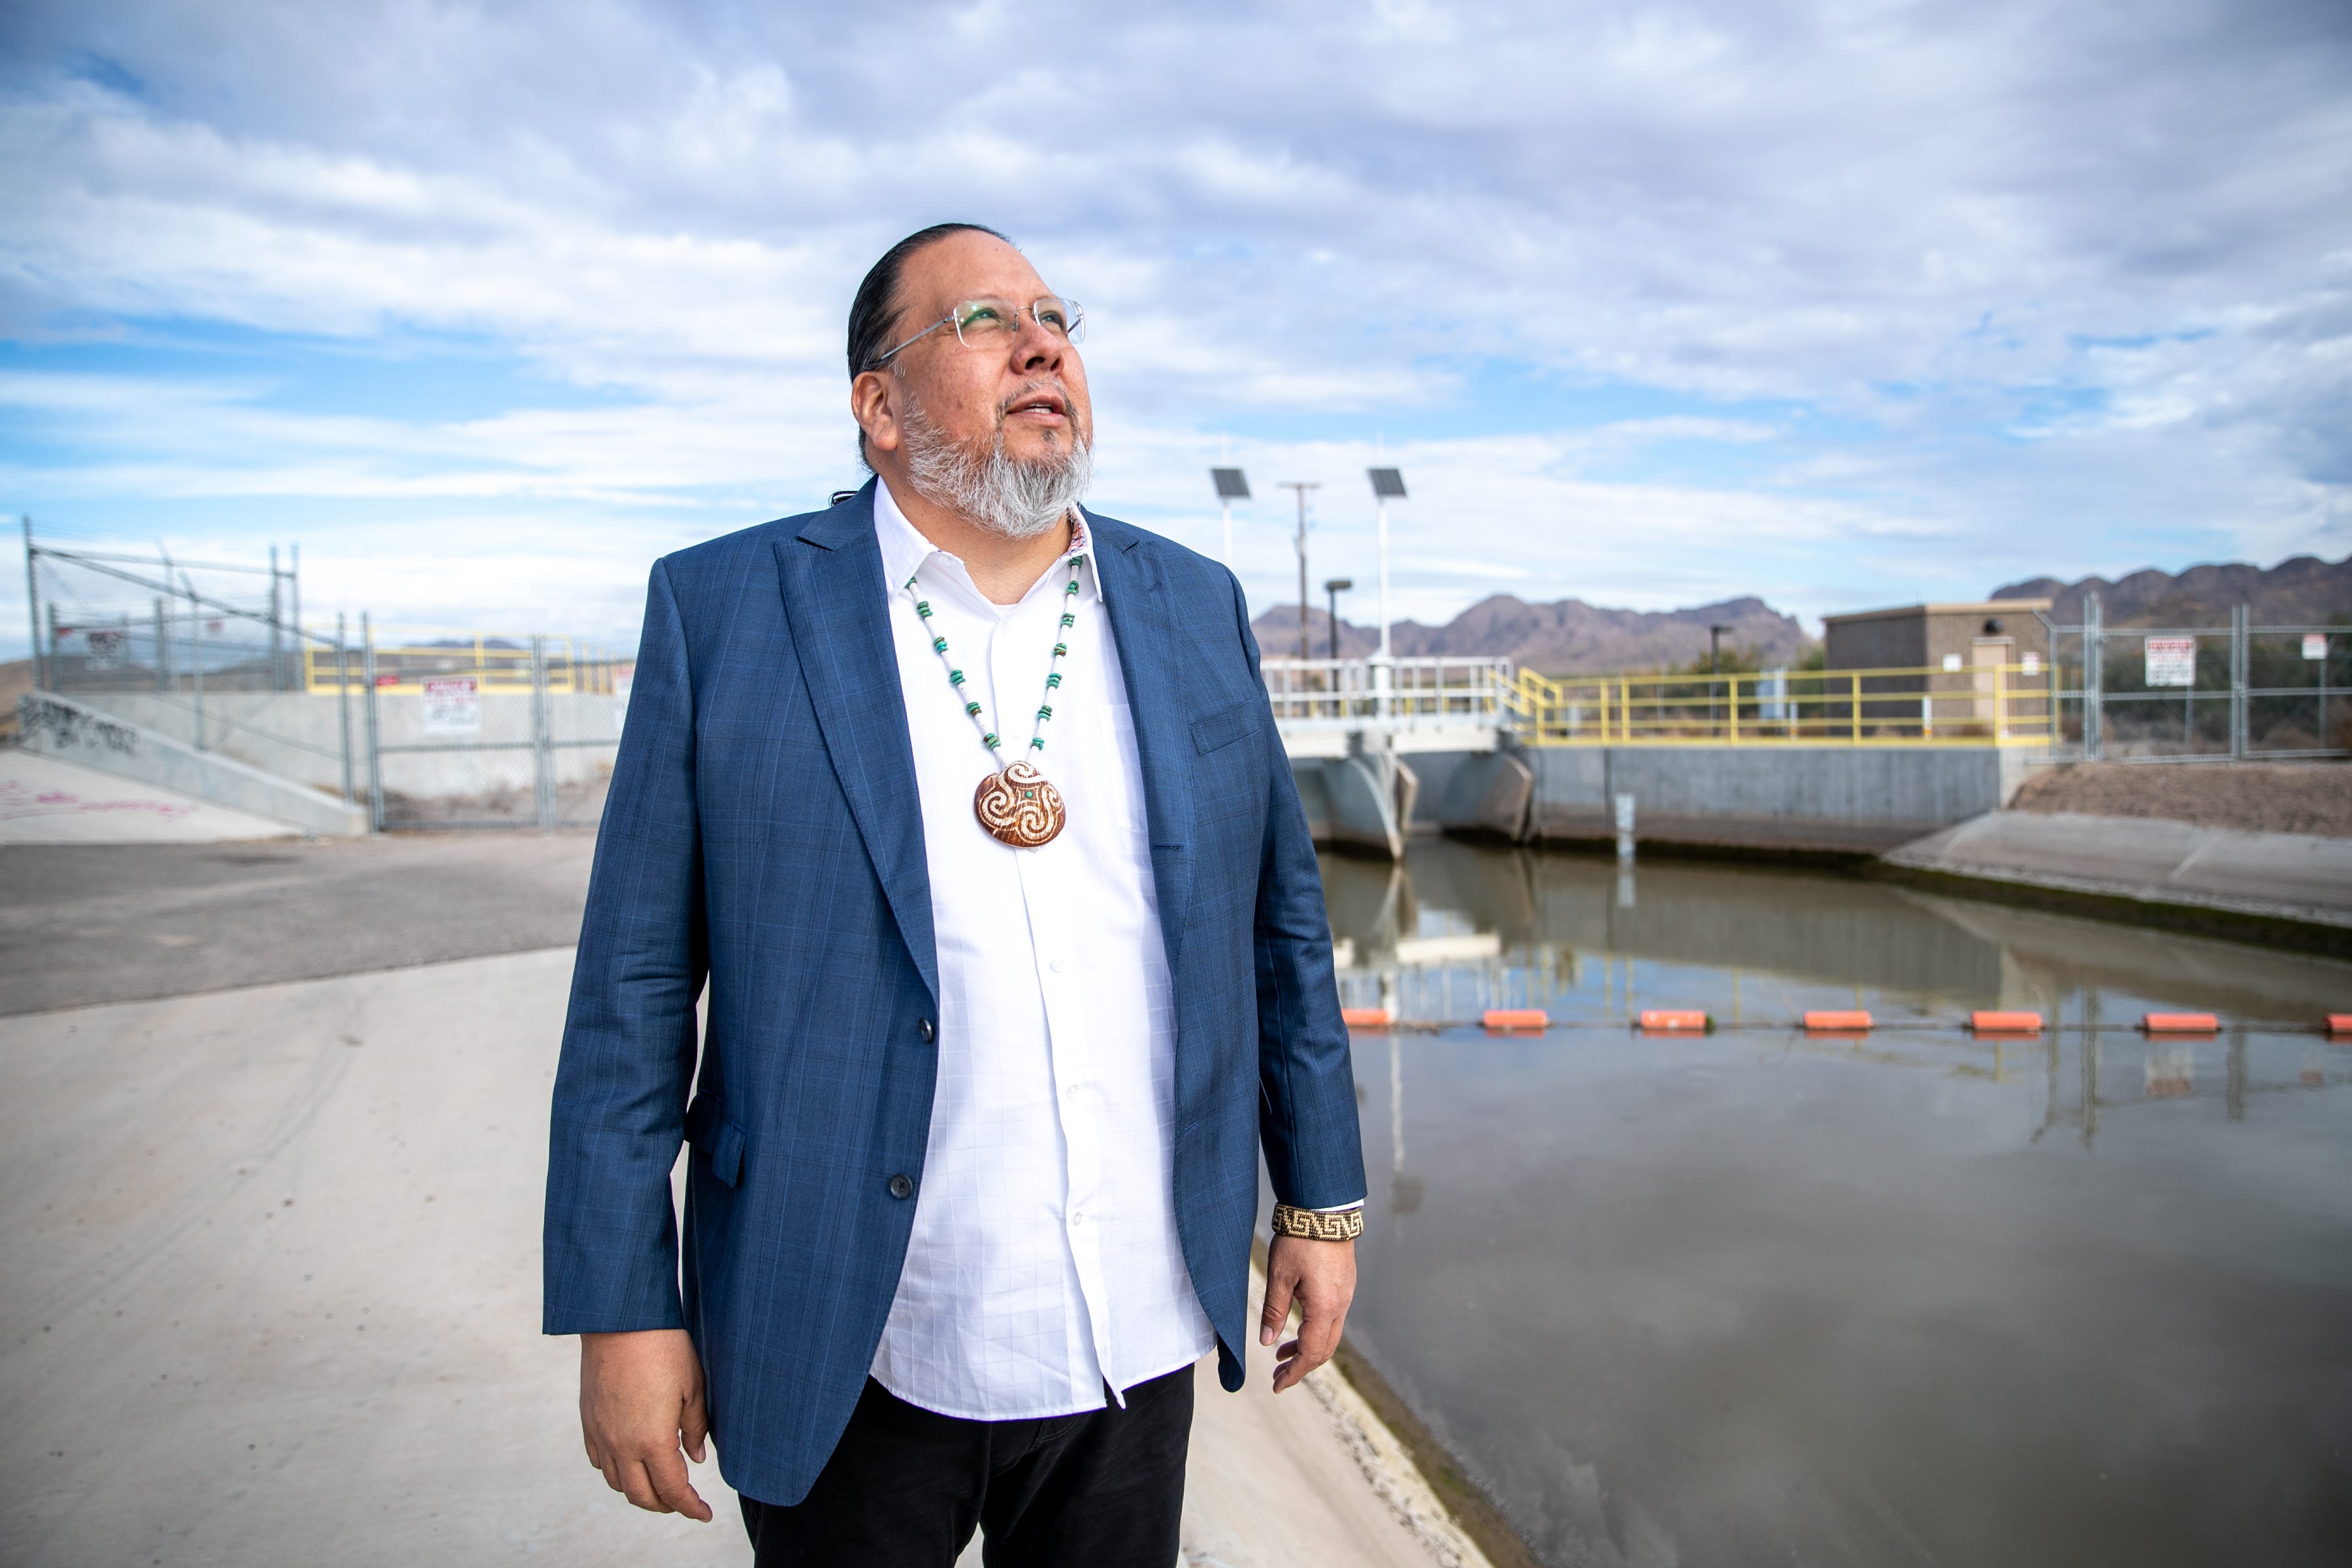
[
  {"left": 888, "top": 1173, "right": 914, "bottom": 1200},
  {"left": 919, "top": 1019, "right": 936, "bottom": 1043}
]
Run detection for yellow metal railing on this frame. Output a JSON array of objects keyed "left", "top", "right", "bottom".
[
  {"left": 1504, "top": 663, "right": 2054, "bottom": 747},
  {"left": 303, "top": 632, "right": 625, "bottom": 696}
]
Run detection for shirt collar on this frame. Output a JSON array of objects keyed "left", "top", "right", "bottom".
[{"left": 872, "top": 476, "right": 1104, "bottom": 606}]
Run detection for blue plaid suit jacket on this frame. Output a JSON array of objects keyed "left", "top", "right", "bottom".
[{"left": 543, "top": 482, "right": 1367, "bottom": 1507}]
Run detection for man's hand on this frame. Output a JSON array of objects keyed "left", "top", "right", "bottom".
[
  {"left": 1259, "top": 1233, "right": 1357, "bottom": 1394},
  {"left": 580, "top": 1328, "right": 713, "bottom": 1521}
]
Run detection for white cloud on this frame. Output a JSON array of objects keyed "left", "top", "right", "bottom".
[{"left": 0, "top": 0, "right": 2345, "bottom": 653}]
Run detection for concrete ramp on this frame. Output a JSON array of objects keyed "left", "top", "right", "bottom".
[
  {"left": 0, "top": 750, "right": 300, "bottom": 843},
  {"left": 1884, "top": 810, "right": 2352, "bottom": 932},
  {"left": 18, "top": 691, "right": 365, "bottom": 838}
]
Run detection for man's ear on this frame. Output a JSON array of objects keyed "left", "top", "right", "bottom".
[{"left": 851, "top": 370, "right": 902, "bottom": 458}]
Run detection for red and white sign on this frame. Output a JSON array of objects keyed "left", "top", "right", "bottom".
[
  {"left": 2144, "top": 637, "right": 2196, "bottom": 689},
  {"left": 421, "top": 675, "right": 482, "bottom": 734},
  {"left": 2305, "top": 634, "right": 2329, "bottom": 661}
]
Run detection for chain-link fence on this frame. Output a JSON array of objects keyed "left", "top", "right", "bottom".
[
  {"left": 2048, "top": 598, "right": 2350, "bottom": 760},
  {"left": 353, "top": 624, "right": 628, "bottom": 830},
  {"left": 22, "top": 524, "right": 362, "bottom": 804},
  {"left": 21, "top": 522, "right": 628, "bottom": 832}
]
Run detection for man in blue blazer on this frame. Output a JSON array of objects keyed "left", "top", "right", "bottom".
[{"left": 545, "top": 223, "right": 1367, "bottom": 1565}]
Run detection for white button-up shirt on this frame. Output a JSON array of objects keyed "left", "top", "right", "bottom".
[{"left": 866, "top": 478, "right": 1217, "bottom": 1420}]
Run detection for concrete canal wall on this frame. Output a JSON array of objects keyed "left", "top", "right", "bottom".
[{"left": 1298, "top": 742, "right": 2036, "bottom": 858}]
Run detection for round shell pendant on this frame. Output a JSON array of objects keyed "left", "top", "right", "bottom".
[{"left": 974, "top": 759, "right": 1066, "bottom": 847}]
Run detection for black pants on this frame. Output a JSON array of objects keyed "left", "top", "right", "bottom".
[{"left": 738, "top": 1365, "right": 1194, "bottom": 1567}]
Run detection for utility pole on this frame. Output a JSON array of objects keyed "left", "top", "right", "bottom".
[{"left": 1278, "top": 482, "right": 1320, "bottom": 662}]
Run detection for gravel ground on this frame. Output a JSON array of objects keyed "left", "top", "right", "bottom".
[{"left": 2011, "top": 760, "right": 2352, "bottom": 838}]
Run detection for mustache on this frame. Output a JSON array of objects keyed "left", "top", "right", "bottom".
[{"left": 998, "top": 378, "right": 1081, "bottom": 425}]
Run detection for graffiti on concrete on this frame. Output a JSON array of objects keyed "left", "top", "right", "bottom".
[{"left": 20, "top": 695, "right": 142, "bottom": 757}]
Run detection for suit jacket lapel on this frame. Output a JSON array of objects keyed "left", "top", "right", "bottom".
[
  {"left": 1091, "top": 514, "right": 1196, "bottom": 982},
  {"left": 773, "top": 485, "right": 939, "bottom": 1004}
]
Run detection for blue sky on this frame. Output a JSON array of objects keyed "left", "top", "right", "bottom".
[{"left": 3, "top": 0, "right": 2347, "bottom": 658}]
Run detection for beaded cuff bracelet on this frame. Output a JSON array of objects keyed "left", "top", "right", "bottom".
[{"left": 1269, "top": 1204, "right": 1364, "bottom": 1242}]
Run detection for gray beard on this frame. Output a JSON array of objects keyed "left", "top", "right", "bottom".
[{"left": 900, "top": 396, "right": 1092, "bottom": 541}]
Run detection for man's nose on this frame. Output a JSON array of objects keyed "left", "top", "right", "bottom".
[{"left": 1012, "top": 314, "right": 1064, "bottom": 371}]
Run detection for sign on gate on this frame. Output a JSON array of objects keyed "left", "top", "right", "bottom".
[
  {"left": 2306, "top": 634, "right": 2329, "bottom": 661},
  {"left": 2144, "top": 637, "right": 2196, "bottom": 688},
  {"left": 421, "top": 674, "right": 482, "bottom": 734}
]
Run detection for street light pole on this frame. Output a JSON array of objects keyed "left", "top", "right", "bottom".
[
  {"left": 1367, "top": 469, "right": 1407, "bottom": 719},
  {"left": 1324, "top": 578, "right": 1353, "bottom": 660},
  {"left": 1278, "top": 482, "right": 1320, "bottom": 663},
  {"left": 1209, "top": 468, "right": 1250, "bottom": 570}
]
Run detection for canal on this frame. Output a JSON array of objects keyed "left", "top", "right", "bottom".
[{"left": 1319, "top": 840, "right": 2352, "bottom": 1567}]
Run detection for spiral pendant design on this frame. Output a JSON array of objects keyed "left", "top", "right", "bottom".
[{"left": 974, "top": 760, "right": 1066, "bottom": 847}]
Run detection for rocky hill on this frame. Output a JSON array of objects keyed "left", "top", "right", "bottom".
[
  {"left": 1991, "top": 553, "right": 2351, "bottom": 627},
  {"left": 1252, "top": 594, "right": 1808, "bottom": 674}
]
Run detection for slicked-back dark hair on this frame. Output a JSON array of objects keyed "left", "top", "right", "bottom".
[{"left": 847, "top": 222, "right": 1009, "bottom": 466}]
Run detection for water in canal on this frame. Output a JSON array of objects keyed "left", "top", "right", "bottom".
[{"left": 1320, "top": 840, "right": 2352, "bottom": 1568}]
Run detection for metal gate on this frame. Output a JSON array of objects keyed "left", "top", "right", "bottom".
[{"left": 358, "top": 620, "right": 627, "bottom": 830}]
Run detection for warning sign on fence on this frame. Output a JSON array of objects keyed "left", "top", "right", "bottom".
[
  {"left": 2306, "top": 634, "right": 2329, "bottom": 661},
  {"left": 421, "top": 675, "right": 482, "bottom": 734},
  {"left": 2144, "top": 637, "right": 2196, "bottom": 689}
]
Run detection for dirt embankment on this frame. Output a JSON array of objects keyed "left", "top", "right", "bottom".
[
  {"left": 0, "top": 659, "right": 30, "bottom": 743},
  {"left": 2012, "top": 760, "right": 2352, "bottom": 838}
]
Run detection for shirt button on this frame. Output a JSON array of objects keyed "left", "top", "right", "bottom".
[
  {"left": 1049, "top": 957, "right": 1066, "bottom": 973},
  {"left": 918, "top": 1019, "right": 935, "bottom": 1043},
  {"left": 1070, "top": 1211, "right": 1085, "bottom": 1226},
  {"left": 888, "top": 1174, "right": 914, "bottom": 1200}
]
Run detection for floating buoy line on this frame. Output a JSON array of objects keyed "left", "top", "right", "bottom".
[{"left": 1335, "top": 1007, "right": 2352, "bottom": 1039}]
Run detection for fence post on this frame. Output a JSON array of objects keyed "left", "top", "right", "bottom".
[
  {"left": 2084, "top": 593, "right": 2103, "bottom": 760},
  {"left": 153, "top": 596, "right": 169, "bottom": 692},
  {"left": 531, "top": 634, "right": 554, "bottom": 830},
  {"left": 191, "top": 593, "right": 207, "bottom": 751},
  {"left": 2230, "top": 603, "right": 2247, "bottom": 760},
  {"left": 335, "top": 612, "right": 355, "bottom": 807},
  {"left": 362, "top": 613, "right": 384, "bottom": 832},
  {"left": 269, "top": 544, "right": 284, "bottom": 691},
  {"left": 21, "top": 516, "right": 41, "bottom": 693}
]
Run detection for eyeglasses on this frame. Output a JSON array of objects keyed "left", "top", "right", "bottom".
[{"left": 874, "top": 295, "right": 1085, "bottom": 365}]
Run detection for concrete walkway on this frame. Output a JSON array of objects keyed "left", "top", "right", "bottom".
[
  {"left": 0, "top": 750, "right": 298, "bottom": 845},
  {"left": 0, "top": 947, "right": 1486, "bottom": 1568},
  {"left": 1884, "top": 809, "right": 2352, "bottom": 930}
]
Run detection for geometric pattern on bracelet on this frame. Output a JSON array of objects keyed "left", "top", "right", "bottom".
[{"left": 1270, "top": 1203, "right": 1364, "bottom": 1241}]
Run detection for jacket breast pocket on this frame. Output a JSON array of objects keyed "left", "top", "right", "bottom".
[
  {"left": 684, "top": 1094, "right": 746, "bottom": 1188},
  {"left": 1190, "top": 698, "right": 1266, "bottom": 757}
]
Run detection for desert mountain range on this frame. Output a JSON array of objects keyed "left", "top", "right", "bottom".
[
  {"left": 1992, "top": 552, "right": 2351, "bottom": 627},
  {"left": 1257, "top": 551, "right": 2349, "bottom": 674}
]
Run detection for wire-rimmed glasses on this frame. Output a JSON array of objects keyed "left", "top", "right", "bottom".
[{"left": 874, "top": 296, "right": 1085, "bottom": 366}]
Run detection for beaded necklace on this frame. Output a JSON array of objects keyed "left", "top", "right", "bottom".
[{"left": 907, "top": 529, "right": 1085, "bottom": 848}]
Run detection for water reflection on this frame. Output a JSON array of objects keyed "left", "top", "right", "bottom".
[{"left": 1326, "top": 840, "right": 2352, "bottom": 1568}]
